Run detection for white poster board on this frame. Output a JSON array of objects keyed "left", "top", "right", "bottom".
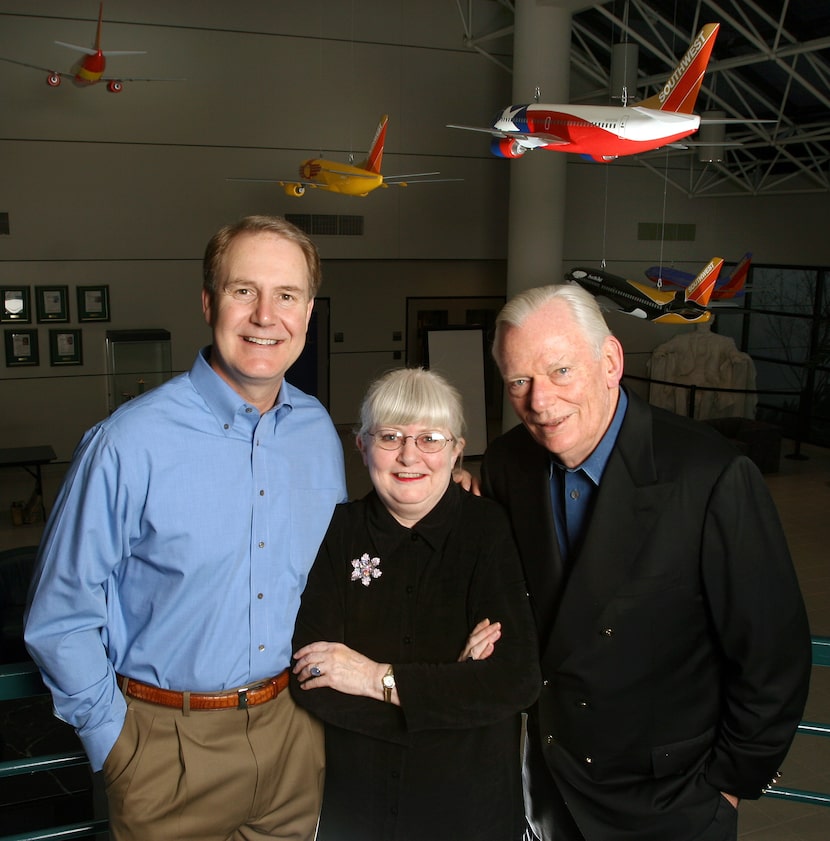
[{"left": 426, "top": 328, "right": 488, "bottom": 457}]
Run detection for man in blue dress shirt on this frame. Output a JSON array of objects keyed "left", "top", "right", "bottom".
[{"left": 25, "top": 215, "right": 347, "bottom": 840}]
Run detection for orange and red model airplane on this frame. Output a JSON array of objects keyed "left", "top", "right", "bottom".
[
  {"left": 448, "top": 23, "right": 724, "bottom": 163},
  {"left": 229, "top": 115, "right": 459, "bottom": 198},
  {"left": 0, "top": 3, "right": 181, "bottom": 93}
]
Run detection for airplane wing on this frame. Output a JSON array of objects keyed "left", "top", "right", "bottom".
[
  {"left": 383, "top": 171, "right": 442, "bottom": 184},
  {"left": 447, "top": 123, "right": 567, "bottom": 146},
  {"left": 0, "top": 56, "right": 64, "bottom": 75},
  {"left": 0, "top": 56, "right": 183, "bottom": 83},
  {"left": 98, "top": 75, "right": 185, "bottom": 83},
  {"left": 227, "top": 177, "right": 321, "bottom": 189}
]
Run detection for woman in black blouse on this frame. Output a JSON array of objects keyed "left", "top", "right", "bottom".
[{"left": 291, "top": 367, "right": 540, "bottom": 841}]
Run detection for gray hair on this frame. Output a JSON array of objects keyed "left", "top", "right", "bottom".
[
  {"left": 357, "top": 368, "right": 466, "bottom": 440},
  {"left": 492, "top": 283, "right": 612, "bottom": 364}
]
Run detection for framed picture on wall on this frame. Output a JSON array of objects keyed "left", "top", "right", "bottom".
[
  {"left": 35, "top": 285, "right": 70, "bottom": 322},
  {"left": 49, "top": 328, "right": 82, "bottom": 366},
  {"left": 77, "top": 285, "right": 110, "bottom": 322},
  {"left": 1, "top": 286, "right": 31, "bottom": 323},
  {"left": 4, "top": 328, "right": 39, "bottom": 366}
]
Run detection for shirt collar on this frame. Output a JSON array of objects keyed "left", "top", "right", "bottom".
[
  {"left": 366, "top": 481, "right": 461, "bottom": 553},
  {"left": 551, "top": 387, "right": 628, "bottom": 486},
  {"left": 190, "top": 346, "right": 292, "bottom": 431}
]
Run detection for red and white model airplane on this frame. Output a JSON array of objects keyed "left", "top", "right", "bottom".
[
  {"left": 0, "top": 3, "right": 181, "bottom": 93},
  {"left": 448, "top": 23, "right": 722, "bottom": 163}
]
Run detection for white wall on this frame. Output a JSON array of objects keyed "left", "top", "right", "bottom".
[{"left": 2, "top": 1, "right": 830, "bottom": 505}]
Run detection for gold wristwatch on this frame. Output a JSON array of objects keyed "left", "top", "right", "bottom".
[{"left": 382, "top": 665, "right": 395, "bottom": 703}]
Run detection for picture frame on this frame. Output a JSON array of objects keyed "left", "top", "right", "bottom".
[
  {"left": 4, "top": 328, "right": 39, "bottom": 366},
  {"left": 35, "top": 285, "right": 70, "bottom": 322},
  {"left": 77, "top": 285, "right": 110, "bottom": 322},
  {"left": 1, "top": 286, "right": 31, "bottom": 323},
  {"left": 49, "top": 328, "right": 83, "bottom": 366}
]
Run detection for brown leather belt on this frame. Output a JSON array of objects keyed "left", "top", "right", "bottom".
[{"left": 118, "top": 669, "right": 289, "bottom": 711}]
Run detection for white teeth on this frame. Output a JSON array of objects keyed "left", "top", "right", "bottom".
[
  {"left": 245, "top": 337, "right": 278, "bottom": 345},
  {"left": 396, "top": 472, "right": 423, "bottom": 478}
]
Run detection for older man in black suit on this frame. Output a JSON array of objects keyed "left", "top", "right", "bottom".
[{"left": 481, "top": 283, "right": 811, "bottom": 841}]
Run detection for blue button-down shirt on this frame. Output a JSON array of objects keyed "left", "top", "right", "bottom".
[
  {"left": 25, "top": 348, "right": 347, "bottom": 771},
  {"left": 550, "top": 389, "right": 628, "bottom": 559}
]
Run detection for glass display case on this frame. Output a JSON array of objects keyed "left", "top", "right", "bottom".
[{"left": 105, "top": 329, "right": 172, "bottom": 413}]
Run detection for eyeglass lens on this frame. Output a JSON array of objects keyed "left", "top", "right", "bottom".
[{"left": 372, "top": 431, "right": 450, "bottom": 452}]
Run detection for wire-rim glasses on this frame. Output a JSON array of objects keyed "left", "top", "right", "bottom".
[{"left": 367, "top": 429, "right": 455, "bottom": 453}]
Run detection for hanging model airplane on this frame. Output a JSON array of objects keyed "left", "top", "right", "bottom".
[
  {"left": 0, "top": 2, "right": 182, "bottom": 93},
  {"left": 645, "top": 252, "right": 752, "bottom": 300},
  {"left": 565, "top": 257, "right": 724, "bottom": 325},
  {"left": 229, "top": 115, "right": 459, "bottom": 197},
  {"left": 447, "top": 23, "right": 727, "bottom": 163}
]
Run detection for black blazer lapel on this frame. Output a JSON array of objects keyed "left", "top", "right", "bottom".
[{"left": 545, "top": 392, "right": 671, "bottom": 666}]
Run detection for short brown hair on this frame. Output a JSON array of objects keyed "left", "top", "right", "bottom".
[{"left": 202, "top": 215, "right": 322, "bottom": 302}]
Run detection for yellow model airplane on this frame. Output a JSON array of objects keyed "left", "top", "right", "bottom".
[{"left": 229, "top": 115, "right": 458, "bottom": 197}]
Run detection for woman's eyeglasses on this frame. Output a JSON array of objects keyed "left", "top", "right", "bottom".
[{"left": 367, "top": 430, "right": 454, "bottom": 453}]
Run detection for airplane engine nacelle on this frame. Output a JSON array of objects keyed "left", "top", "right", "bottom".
[
  {"left": 491, "top": 137, "right": 527, "bottom": 159},
  {"left": 284, "top": 184, "right": 305, "bottom": 197}
]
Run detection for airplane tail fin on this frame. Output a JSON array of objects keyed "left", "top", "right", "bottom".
[
  {"left": 639, "top": 23, "right": 719, "bottom": 114},
  {"left": 96, "top": 2, "right": 104, "bottom": 51},
  {"left": 685, "top": 257, "right": 723, "bottom": 307},
  {"left": 719, "top": 252, "right": 752, "bottom": 297},
  {"left": 361, "top": 115, "right": 389, "bottom": 174}
]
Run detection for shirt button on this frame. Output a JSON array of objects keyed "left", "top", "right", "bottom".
[
  {"left": 223, "top": 423, "right": 229, "bottom": 430},
  {"left": 245, "top": 407, "right": 253, "bottom": 413},
  {"left": 257, "top": 593, "right": 264, "bottom": 600},
  {"left": 259, "top": 489, "right": 265, "bottom": 496},
  {"left": 575, "top": 699, "right": 590, "bottom": 709},
  {"left": 570, "top": 489, "right": 580, "bottom": 500},
  {"left": 258, "top": 541, "right": 265, "bottom": 548},
  {"left": 258, "top": 644, "right": 265, "bottom": 651}
]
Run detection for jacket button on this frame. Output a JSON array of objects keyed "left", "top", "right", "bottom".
[
  {"left": 585, "top": 756, "right": 593, "bottom": 764},
  {"left": 601, "top": 627, "right": 614, "bottom": 637},
  {"left": 575, "top": 699, "right": 590, "bottom": 709},
  {"left": 542, "top": 680, "right": 549, "bottom": 687},
  {"left": 546, "top": 735, "right": 554, "bottom": 745}
]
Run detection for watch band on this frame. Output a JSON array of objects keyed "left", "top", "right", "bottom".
[{"left": 382, "top": 664, "right": 395, "bottom": 703}]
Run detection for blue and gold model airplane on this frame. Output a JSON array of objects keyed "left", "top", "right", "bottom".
[{"left": 645, "top": 252, "right": 752, "bottom": 300}]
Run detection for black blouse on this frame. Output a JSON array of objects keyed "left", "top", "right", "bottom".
[{"left": 291, "top": 482, "right": 540, "bottom": 841}]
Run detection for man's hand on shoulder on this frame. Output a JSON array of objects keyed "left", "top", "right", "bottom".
[{"left": 452, "top": 467, "right": 481, "bottom": 496}]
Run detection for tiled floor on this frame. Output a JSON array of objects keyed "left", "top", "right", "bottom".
[{"left": 1, "top": 435, "right": 828, "bottom": 838}]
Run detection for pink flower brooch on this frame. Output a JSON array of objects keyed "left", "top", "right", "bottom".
[{"left": 351, "top": 553, "right": 382, "bottom": 587}]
